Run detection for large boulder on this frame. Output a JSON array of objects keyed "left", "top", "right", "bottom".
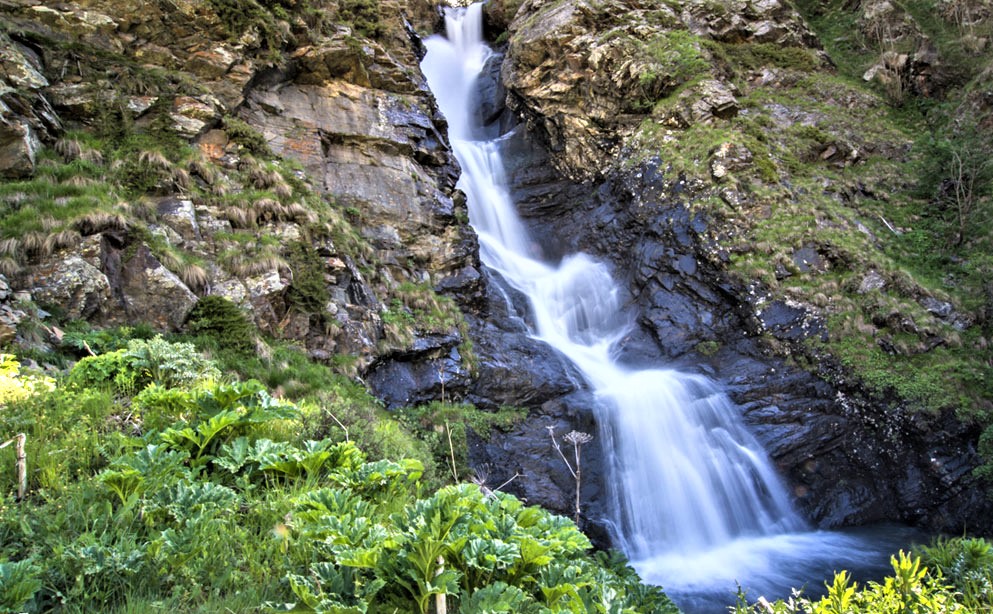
[{"left": 28, "top": 256, "right": 112, "bottom": 320}]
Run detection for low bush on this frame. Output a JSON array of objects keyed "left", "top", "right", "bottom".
[
  {"left": 0, "top": 350, "right": 675, "bottom": 613},
  {"left": 184, "top": 295, "right": 257, "bottom": 355}
]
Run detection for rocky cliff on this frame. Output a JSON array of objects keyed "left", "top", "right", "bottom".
[
  {"left": 1, "top": 0, "right": 991, "bottom": 542},
  {"left": 0, "top": 0, "right": 485, "bottom": 395},
  {"left": 468, "top": 0, "right": 993, "bottom": 535}
]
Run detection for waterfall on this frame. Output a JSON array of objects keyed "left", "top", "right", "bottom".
[{"left": 421, "top": 6, "right": 914, "bottom": 611}]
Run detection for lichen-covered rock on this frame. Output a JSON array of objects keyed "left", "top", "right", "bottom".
[
  {"left": 499, "top": 0, "right": 817, "bottom": 179},
  {"left": 156, "top": 198, "right": 200, "bottom": 242},
  {"left": 0, "top": 275, "right": 26, "bottom": 344},
  {"left": 28, "top": 256, "right": 112, "bottom": 320},
  {"left": 0, "top": 117, "right": 41, "bottom": 179},
  {"left": 115, "top": 245, "right": 197, "bottom": 330}
]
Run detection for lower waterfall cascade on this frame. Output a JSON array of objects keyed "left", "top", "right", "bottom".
[{"left": 421, "top": 5, "right": 919, "bottom": 611}]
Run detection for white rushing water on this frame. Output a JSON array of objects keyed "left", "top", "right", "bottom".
[{"left": 421, "top": 6, "right": 915, "bottom": 611}]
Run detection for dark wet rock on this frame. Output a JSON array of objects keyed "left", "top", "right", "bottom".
[
  {"left": 481, "top": 88, "right": 992, "bottom": 536},
  {"left": 920, "top": 296, "right": 953, "bottom": 318},
  {"left": 755, "top": 299, "right": 824, "bottom": 341},
  {"left": 468, "top": 387, "right": 610, "bottom": 536},
  {"left": 366, "top": 332, "right": 472, "bottom": 409}
]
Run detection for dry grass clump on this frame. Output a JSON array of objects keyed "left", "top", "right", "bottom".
[
  {"left": 74, "top": 211, "right": 129, "bottom": 235},
  {"left": 286, "top": 202, "right": 316, "bottom": 224},
  {"left": 64, "top": 176, "right": 99, "bottom": 188},
  {"left": 172, "top": 167, "right": 192, "bottom": 191},
  {"left": 138, "top": 150, "right": 173, "bottom": 172},
  {"left": 250, "top": 167, "right": 283, "bottom": 190},
  {"left": 54, "top": 138, "right": 104, "bottom": 165},
  {"left": 0, "top": 257, "right": 21, "bottom": 277},
  {"left": 222, "top": 251, "right": 288, "bottom": 277},
  {"left": 254, "top": 198, "right": 286, "bottom": 223},
  {"left": 43, "top": 229, "right": 82, "bottom": 254},
  {"left": 190, "top": 157, "right": 219, "bottom": 185},
  {"left": 273, "top": 180, "right": 293, "bottom": 200},
  {"left": 0, "top": 238, "right": 20, "bottom": 258},
  {"left": 221, "top": 205, "right": 259, "bottom": 229},
  {"left": 211, "top": 181, "right": 231, "bottom": 197},
  {"left": 128, "top": 199, "right": 157, "bottom": 222},
  {"left": 157, "top": 249, "right": 183, "bottom": 271},
  {"left": 20, "top": 231, "right": 48, "bottom": 257},
  {"left": 178, "top": 263, "right": 209, "bottom": 292}
]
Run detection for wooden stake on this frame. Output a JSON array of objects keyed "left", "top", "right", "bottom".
[
  {"left": 435, "top": 556, "right": 447, "bottom": 614},
  {"left": 1, "top": 433, "right": 27, "bottom": 500},
  {"left": 15, "top": 433, "right": 25, "bottom": 500}
]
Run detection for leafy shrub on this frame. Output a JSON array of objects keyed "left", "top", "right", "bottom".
[
  {"left": 125, "top": 336, "right": 220, "bottom": 388},
  {"left": 734, "top": 551, "right": 967, "bottom": 613},
  {"left": 284, "top": 241, "right": 330, "bottom": 314},
  {"left": 61, "top": 323, "right": 156, "bottom": 356},
  {"left": 288, "top": 482, "right": 677, "bottom": 613},
  {"left": 157, "top": 380, "right": 297, "bottom": 462},
  {"left": 0, "top": 354, "right": 54, "bottom": 404},
  {"left": 67, "top": 349, "right": 132, "bottom": 391},
  {"left": 184, "top": 295, "right": 257, "bottom": 354},
  {"left": 917, "top": 536, "right": 993, "bottom": 611},
  {"left": 68, "top": 336, "right": 219, "bottom": 394},
  {"left": 339, "top": 0, "right": 383, "bottom": 38},
  {"left": 0, "top": 559, "right": 43, "bottom": 612},
  {"left": 130, "top": 384, "right": 198, "bottom": 432},
  {"left": 222, "top": 115, "right": 274, "bottom": 157}
]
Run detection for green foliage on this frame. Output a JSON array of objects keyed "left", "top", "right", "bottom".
[
  {"left": 61, "top": 323, "right": 157, "bottom": 356},
  {"left": 222, "top": 115, "right": 275, "bottom": 158},
  {"left": 158, "top": 380, "right": 297, "bottom": 462},
  {"left": 185, "top": 295, "right": 258, "bottom": 354},
  {"left": 705, "top": 40, "right": 821, "bottom": 74},
  {"left": 0, "top": 559, "right": 43, "bottom": 612},
  {"left": 914, "top": 108, "right": 993, "bottom": 248},
  {"left": 0, "top": 384, "right": 115, "bottom": 494},
  {"left": 68, "top": 336, "right": 219, "bottom": 394},
  {"left": 207, "top": 0, "right": 288, "bottom": 54},
  {"left": 734, "top": 551, "right": 966, "bottom": 613},
  {"left": 694, "top": 340, "right": 720, "bottom": 357},
  {"left": 339, "top": 0, "right": 383, "bottom": 39},
  {"left": 285, "top": 240, "right": 331, "bottom": 314},
  {"left": 291, "top": 483, "right": 677, "bottom": 613},
  {"left": 0, "top": 353, "right": 54, "bottom": 404},
  {"left": 396, "top": 402, "right": 526, "bottom": 486},
  {"left": 0, "top": 344, "right": 669, "bottom": 613},
  {"left": 917, "top": 536, "right": 993, "bottom": 611},
  {"left": 634, "top": 29, "right": 710, "bottom": 108}
]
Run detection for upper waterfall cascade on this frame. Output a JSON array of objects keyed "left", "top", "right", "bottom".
[{"left": 421, "top": 5, "right": 913, "bottom": 611}]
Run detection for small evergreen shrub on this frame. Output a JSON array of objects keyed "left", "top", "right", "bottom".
[
  {"left": 184, "top": 296, "right": 257, "bottom": 354},
  {"left": 285, "top": 241, "right": 330, "bottom": 314},
  {"left": 339, "top": 0, "right": 383, "bottom": 38},
  {"left": 222, "top": 115, "right": 274, "bottom": 158}
]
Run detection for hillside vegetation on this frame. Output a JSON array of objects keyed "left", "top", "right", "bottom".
[{"left": 0, "top": 332, "right": 676, "bottom": 612}]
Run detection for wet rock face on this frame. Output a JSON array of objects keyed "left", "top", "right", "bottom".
[
  {"left": 481, "top": 0, "right": 992, "bottom": 535},
  {"left": 497, "top": 138, "right": 993, "bottom": 534}
]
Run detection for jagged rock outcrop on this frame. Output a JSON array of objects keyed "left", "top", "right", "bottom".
[
  {"left": 0, "top": 0, "right": 479, "bottom": 386},
  {"left": 499, "top": 0, "right": 823, "bottom": 180}
]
